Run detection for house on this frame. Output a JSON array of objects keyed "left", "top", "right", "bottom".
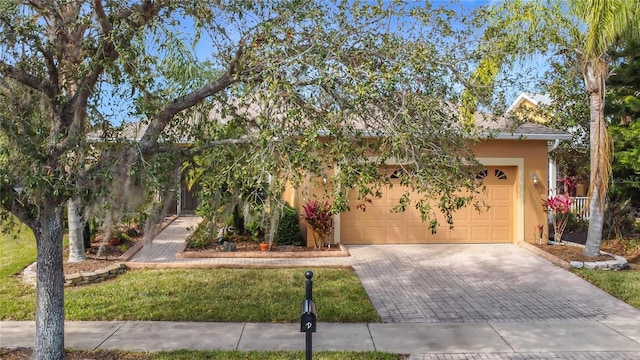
[
  {"left": 88, "top": 121, "right": 200, "bottom": 216},
  {"left": 285, "top": 113, "right": 572, "bottom": 246},
  {"left": 95, "top": 98, "right": 572, "bottom": 245},
  {"left": 509, "top": 92, "right": 589, "bottom": 197},
  {"left": 509, "top": 93, "right": 591, "bottom": 218}
]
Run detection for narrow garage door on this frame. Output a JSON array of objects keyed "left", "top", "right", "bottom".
[{"left": 340, "top": 166, "right": 516, "bottom": 244}]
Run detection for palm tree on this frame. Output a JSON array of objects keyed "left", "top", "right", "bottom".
[
  {"left": 468, "top": 0, "right": 639, "bottom": 257},
  {"left": 571, "top": 0, "right": 639, "bottom": 256}
]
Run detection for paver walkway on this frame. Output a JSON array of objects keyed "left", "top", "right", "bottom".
[{"left": 129, "top": 215, "right": 351, "bottom": 268}]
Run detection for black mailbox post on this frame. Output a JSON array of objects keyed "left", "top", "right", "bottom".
[{"left": 300, "top": 270, "right": 316, "bottom": 360}]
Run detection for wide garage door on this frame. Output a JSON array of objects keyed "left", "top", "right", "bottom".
[{"left": 340, "top": 166, "right": 516, "bottom": 244}]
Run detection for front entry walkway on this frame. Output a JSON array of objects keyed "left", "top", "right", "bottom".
[
  {"left": 348, "top": 244, "right": 640, "bottom": 323},
  {"left": 128, "top": 216, "right": 351, "bottom": 268}
]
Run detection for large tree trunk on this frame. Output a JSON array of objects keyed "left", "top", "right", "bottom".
[
  {"left": 67, "top": 197, "right": 86, "bottom": 262},
  {"left": 582, "top": 59, "right": 611, "bottom": 258},
  {"left": 32, "top": 205, "right": 66, "bottom": 360}
]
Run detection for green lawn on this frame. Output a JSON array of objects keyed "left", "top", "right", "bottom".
[
  {"left": 0, "top": 349, "right": 402, "bottom": 359},
  {"left": 149, "top": 350, "right": 401, "bottom": 359},
  {"left": 572, "top": 268, "right": 640, "bottom": 310},
  {"left": 0, "top": 223, "right": 37, "bottom": 320},
  {"left": 0, "top": 226, "right": 379, "bottom": 323}
]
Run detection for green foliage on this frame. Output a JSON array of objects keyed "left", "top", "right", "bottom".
[
  {"left": 607, "top": 40, "right": 640, "bottom": 205},
  {"left": 117, "top": 231, "right": 131, "bottom": 242},
  {"left": 0, "top": 2, "right": 512, "bottom": 356},
  {"left": 185, "top": 221, "right": 213, "bottom": 250},
  {"left": 273, "top": 203, "right": 302, "bottom": 246},
  {"left": 604, "top": 197, "right": 637, "bottom": 240},
  {"left": 223, "top": 233, "right": 257, "bottom": 244},
  {"left": 564, "top": 211, "right": 588, "bottom": 233}
]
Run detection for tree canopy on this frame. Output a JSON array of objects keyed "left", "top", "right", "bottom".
[
  {"left": 469, "top": 0, "right": 640, "bottom": 257},
  {"left": 0, "top": 1, "right": 491, "bottom": 359},
  {"left": 607, "top": 40, "right": 640, "bottom": 204}
]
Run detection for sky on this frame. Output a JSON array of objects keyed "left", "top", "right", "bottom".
[{"left": 99, "top": 0, "right": 549, "bottom": 124}]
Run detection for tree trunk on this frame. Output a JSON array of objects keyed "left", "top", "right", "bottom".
[
  {"left": 67, "top": 197, "right": 86, "bottom": 262},
  {"left": 584, "top": 183, "right": 605, "bottom": 257},
  {"left": 32, "top": 205, "right": 65, "bottom": 360},
  {"left": 582, "top": 59, "right": 610, "bottom": 258}
]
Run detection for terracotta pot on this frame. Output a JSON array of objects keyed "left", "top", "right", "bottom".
[
  {"left": 259, "top": 243, "right": 270, "bottom": 252},
  {"left": 108, "top": 238, "right": 120, "bottom": 246}
]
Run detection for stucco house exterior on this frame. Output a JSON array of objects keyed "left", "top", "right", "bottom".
[
  {"left": 285, "top": 117, "right": 571, "bottom": 246},
  {"left": 99, "top": 100, "right": 571, "bottom": 246}
]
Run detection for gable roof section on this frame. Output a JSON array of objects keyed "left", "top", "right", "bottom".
[{"left": 507, "top": 92, "right": 552, "bottom": 113}]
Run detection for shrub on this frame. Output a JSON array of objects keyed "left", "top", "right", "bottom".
[
  {"left": 565, "top": 211, "right": 588, "bottom": 232},
  {"left": 223, "top": 233, "right": 257, "bottom": 243},
  {"left": 604, "top": 197, "right": 637, "bottom": 239},
  {"left": 186, "top": 222, "right": 213, "bottom": 249},
  {"left": 274, "top": 204, "right": 302, "bottom": 246},
  {"left": 303, "top": 199, "right": 333, "bottom": 247}
]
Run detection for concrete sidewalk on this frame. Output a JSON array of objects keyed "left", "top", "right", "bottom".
[{"left": 2, "top": 320, "right": 640, "bottom": 358}]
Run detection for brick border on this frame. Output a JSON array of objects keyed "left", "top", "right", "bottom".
[
  {"left": 519, "top": 241, "right": 628, "bottom": 270},
  {"left": 175, "top": 243, "right": 350, "bottom": 259}
]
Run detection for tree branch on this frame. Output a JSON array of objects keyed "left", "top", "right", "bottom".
[
  {"left": 0, "top": 184, "right": 35, "bottom": 227},
  {"left": 0, "top": 61, "right": 55, "bottom": 98},
  {"left": 138, "top": 71, "right": 238, "bottom": 153}
]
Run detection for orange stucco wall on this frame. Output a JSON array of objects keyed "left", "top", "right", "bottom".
[{"left": 472, "top": 139, "right": 550, "bottom": 244}]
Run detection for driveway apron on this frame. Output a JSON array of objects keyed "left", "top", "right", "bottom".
[{"left": 347, "top": 244, "right": 640, "bottom": 323}]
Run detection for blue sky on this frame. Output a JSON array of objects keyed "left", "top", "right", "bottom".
[{"left": 100, "top": 0, "right": 547, "bottom": 124}]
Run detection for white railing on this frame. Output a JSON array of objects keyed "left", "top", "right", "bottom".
[{"left": 570, "top": 197, "right": 590, "bottom": 219}]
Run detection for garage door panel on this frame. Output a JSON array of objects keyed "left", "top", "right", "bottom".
[
  {"left": 449, "top": 226, "right": 473, "bottom": 243},
  {"left": 341, "top": 166, "right": 515, "bottom": 244},
  {"left": 429, "top": 226, "right": 450, "bottom": 242},
  {"left": 470, "top": 226, "right": 491, "bottom": 242},
  {"left": 471, "top": 209, "right": 490, "bottom": 221},
  {"left": 492, "top": 227, "right": 511, "bottom": 240},
  {"left": 492, "top": 207, "right": 512, "bottom": 221},
  {"left": 393, "top": 226, "right": 426, "bottom": 243},
  {"left": 342, "top": 226, "right": 382, "bottom": 244}
]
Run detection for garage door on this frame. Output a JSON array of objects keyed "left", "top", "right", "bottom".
[{"left": 340, "top": 166, "right": 516, "bottom": 244}]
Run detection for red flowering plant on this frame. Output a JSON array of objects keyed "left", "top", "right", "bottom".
[
  {"left": 302, "top": 199, "right": 333, "bottom": 248},
  {"left": 544, "top": 195, "right": 574, "bottom": 244}
]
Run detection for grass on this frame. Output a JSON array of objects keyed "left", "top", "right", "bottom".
[
  {"left": 62, "top": 268, "right": 379, "bottom": 322},
  {"left": 572, "top": 268, "right": 640, "bottom": 310},
  {"left": 0, "top": 349, "right": 403, "bottom": 359},
  {"left": 0, "top": 226, "right": 379, "bottom": 323},
  {"left": 155, "top": 350, "right": 401, "bottom": 359},
  {"left": 0, "top": 223, "right": 37, "bottom": 320}
]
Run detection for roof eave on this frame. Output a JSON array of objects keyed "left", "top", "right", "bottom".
[{"left": 489, "top": 132, "right": 573, "bottom": 141}]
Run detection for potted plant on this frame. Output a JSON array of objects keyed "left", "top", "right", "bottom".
[
  {"left": 302, "top": 199, "right": 333, "bottom": 248},
  {"left": 247, "top": 221, "right": 270, "bottom": 251}
]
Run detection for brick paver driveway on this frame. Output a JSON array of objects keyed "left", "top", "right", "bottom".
[{"left": 348, "top": 244, "right": 640, "bottom": 323}]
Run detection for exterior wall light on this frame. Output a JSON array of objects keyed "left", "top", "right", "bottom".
[{"left": 531, "top": 172, "right": 539, "bottom": 186}]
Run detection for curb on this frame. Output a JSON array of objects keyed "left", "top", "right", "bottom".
[{"left": 519, "top": 242, "right": 571, "bottom": 270}]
